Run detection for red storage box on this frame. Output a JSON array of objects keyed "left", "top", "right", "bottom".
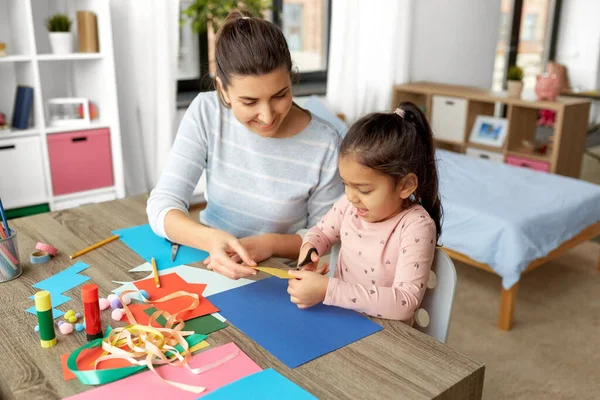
[
  {"left": 505, "top": 155, "right": 550, "bottom": 173},
  {"left": 47, "top": 128, "right": 114, "bottom": 195}
]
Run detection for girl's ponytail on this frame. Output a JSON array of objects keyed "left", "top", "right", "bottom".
[
  {"left": 399, "top": 103, "right": 442, "bottom": 241},
  {"left": 340, "top": 102, "right": 443, "bottom": 242}
]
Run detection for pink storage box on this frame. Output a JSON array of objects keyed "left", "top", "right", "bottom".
[
  {"left": 47, "top": 128, "right": 114, "bottom": 195},
  {"left": 505, "top": 155, "right": 550, "bottom": 173}
]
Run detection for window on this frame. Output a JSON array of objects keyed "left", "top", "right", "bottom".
[
  {"left": 177, "top": 1, "right": 200, "bottom": 81},
  {"left": 521, "top": 14, "right": 537, "bottom": 41},
  {"left": 283, "top": 4, "right": 303, "bottom": 52},
  {"left": 492, "top": 0, "right": 561, "bottom": 93},
  {"left": 280, "top": 0, "right": 329, "bottom": 75},
  {"left": 177, "top": 0, "right": 331, "bottom": 97}
]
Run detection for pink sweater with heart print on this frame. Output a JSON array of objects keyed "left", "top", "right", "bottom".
[{"left": 303, "top": 195, "right": 436, "bottom": 322}]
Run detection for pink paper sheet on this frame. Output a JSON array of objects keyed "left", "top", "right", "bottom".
[{"left": 65, "top": 342, "right": 262, "bottom": 399}]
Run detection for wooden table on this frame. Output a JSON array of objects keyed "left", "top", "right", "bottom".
[{"left": 0, "top": 196, "right": 484, "bottom": 400}]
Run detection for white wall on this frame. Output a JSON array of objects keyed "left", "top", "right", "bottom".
[
  {"left": 555, "top": 0, "right": 600, "bottom": 91},
  {"left": 555, "top": 0, "right": 600, "bottom": 123},
  {"left": 410, "top": 0, "right": 501, "bottom": 89}
]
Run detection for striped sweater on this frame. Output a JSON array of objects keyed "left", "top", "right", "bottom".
[{"left": 147, "top": 91, "right": 344, "bottom": 251}]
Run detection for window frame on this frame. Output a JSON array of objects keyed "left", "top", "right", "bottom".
[
  {"left": 177, "top": 0, "right": 332, "bottom": 97},
  {"left": 502, "top": 0, "right": 563, "bottom": 89}
]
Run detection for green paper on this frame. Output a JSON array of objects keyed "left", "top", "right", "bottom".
[
  {"left": 67, "top": 339, "right": 146, "bottom": 385},
  {"left": 179, "top": 333, "right": 207, "bottom": 350},
  {"left": 66, "top": 329, "right": 207, "bottom": 386},
  {"left": 143, "top": 307, "right": 227, "bottom": 335}
]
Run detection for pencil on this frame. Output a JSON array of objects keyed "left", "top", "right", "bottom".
[
  {"left": 151, "top": 257, "right": 160, "bottom": 288},
  {"left": 0, "top": 198, "right": 16, "bottom": 255},
  {"left": 0, "top": 199, "right": 9, "bottom": 235},
  {"left": 70, "top": 234, "right": 121, "bottom": 259}
]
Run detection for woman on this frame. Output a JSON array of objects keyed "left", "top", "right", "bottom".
[{"left": 147, "top": 11, "right": 343, "bottom": 280}]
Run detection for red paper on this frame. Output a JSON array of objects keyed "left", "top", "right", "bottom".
[
  {"left": 125, "top": 303, "right": 155, "bottom": 325},
  {"left": 129, "top": 273, "right": 218, "bottom": 323},
  {"left": 61, "top": 348, "right": 132, "bottom": 381}
]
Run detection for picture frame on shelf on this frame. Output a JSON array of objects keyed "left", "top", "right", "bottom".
[
  {"left": 468, "top": 115, "right": 509, "bottom": 148},
  {"left": 47, "top": 98, "right": 90, "bottom": 127}
]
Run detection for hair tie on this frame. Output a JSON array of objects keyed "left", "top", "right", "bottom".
[
  {"left": 241, "top": 16, "right": 250, "bottom": 20},
  {"left": 394, "top": 108, "right": 405, "bottom": 118}
]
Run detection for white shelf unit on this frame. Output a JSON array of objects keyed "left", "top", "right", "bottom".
[{"left": 0, "top": 0, "right": 124, "bottom": 212}]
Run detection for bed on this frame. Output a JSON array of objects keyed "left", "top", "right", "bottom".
[{"left": 437, "top": 149, "right": 600, "bottom": 330}]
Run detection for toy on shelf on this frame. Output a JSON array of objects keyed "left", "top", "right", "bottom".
[
  {"left": 47, "top": 98, "right": 98, "bottom": 127},
  {"left": 521, "top": 139, "right": 549, "bottom": 155},
  {"left": 0, "top": 43, "right": 6, "bottom": 57},
  {"left": 0, "top": 112, "right": 8, "bottom": 130},
  {"left": 79, "top": 101, "right": 98, "bottom": 120},
  {"left": 535, "top": 62, "right": 570, "bottom": 128}
]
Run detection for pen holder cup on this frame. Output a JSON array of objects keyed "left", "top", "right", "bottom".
[{"left": 0, "top": 229, "right": 22, "bottom": 282}]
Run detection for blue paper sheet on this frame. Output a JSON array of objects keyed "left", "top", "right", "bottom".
[
  {"left": 200, "top": 368, "right": 317, "bottom": 400},
  {"left": 26, "top": 262, "right": 91, "bottom": 318},
  {"left": 112, "top": 224, "right": 209, "bottom": 270},
  {"left": 207, "top": 277, "right": 383, "bottom": 368}
]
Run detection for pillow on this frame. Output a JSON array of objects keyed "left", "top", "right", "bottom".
[{"left": 302, "top": 95, "right": 348, "bottom": 136}]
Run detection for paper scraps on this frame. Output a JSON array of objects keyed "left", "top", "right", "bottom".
[{"left": 26, "top": 262, "right": 91, "bottom": 318}]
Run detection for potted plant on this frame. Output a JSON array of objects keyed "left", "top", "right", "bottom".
[
  {"left": 506, "top": 65, "right": 524, "bottom": 98},
  {"left": 46, "top": 13, "right": 73, "bottom": 54},
  {"left": 181, "top": 0, "right": 271, "bottom": 76}
]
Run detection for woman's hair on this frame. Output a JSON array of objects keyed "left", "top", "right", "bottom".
[
  {"left": 214, "top": 10, "right": 293, "bottom": 106},
  {"left": 340, "top": 102, "right": 443, "bottom": 241}
]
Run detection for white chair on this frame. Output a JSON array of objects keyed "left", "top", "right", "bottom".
[{"left": 413, "top": 248, "right": 457, "bottom": 344}]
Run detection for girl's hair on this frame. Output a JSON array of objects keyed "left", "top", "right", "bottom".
[
  {"left": 340, "top": 102, "right": 443, "bottom": 241},
  {"left": 214, "top": 10, "right": 293, "bottom": 107}
]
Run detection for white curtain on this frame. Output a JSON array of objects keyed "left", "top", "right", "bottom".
[
  {"left": 326, "top": 0, "right": 413, "bottom": 123},
  {"left": 109, "top": 0, "right": 180, "bottom": 196}
]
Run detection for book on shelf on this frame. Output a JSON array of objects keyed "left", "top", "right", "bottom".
[
  {"left": 11, "top": 86, "right": 34, "bottom": 130},
  {"left": 77, "top": 11, "right": 99, "bottom": 53}
]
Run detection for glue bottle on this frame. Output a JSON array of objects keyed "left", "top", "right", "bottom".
[
  {"left": 34, "top": 290, "right": 56, "bottom": 348},
  {"left": 82, "top": 284, "right": 103, "bottom": 341}
]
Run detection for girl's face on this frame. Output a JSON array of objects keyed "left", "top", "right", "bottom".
[
  {"left": 338, "top": 155, "right": 417, "bottom": 223},
  {"left": 218, "top": 66, "right": 293, "bottom": 138}
]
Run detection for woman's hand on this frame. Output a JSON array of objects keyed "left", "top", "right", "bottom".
[
  {"left": 202, "top": 230, "right": 258, "bottom": 280},
  {"left": 287, "top": 268, "right": 330, "bottom": 308},
  {"left": 297, "top": 243, "right": 320, "bottom": 271},
  {"left": 227, "top": 235, "right": 274, "bottom": 265}
]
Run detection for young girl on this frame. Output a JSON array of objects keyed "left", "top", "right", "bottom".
[
  {"left": 287, "top": 102, "right": 442, "bottom": 323},
  {"left": 147, "top": 11, "right": 343, "bottom": 280}
]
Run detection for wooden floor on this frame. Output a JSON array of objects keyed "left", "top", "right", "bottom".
[{"left": 447, "top": 239, "right": 600, "bottom": 399}]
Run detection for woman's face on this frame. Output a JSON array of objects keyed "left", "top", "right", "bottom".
[{"left": 219, "top": 66, "right": 293, "bottom": 138}]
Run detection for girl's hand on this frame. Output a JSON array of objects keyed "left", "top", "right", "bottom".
[
  {"left": 287, "top": 267, "right": 330, "bottom": 308},
  {"left": 227, "top": 235, "right": 274, "bottom": 265},
  {"left": 202, "top": 230, "right": 257, "bottom": 280},
  {"left": 297, "top": 243, "right": 320, "bottom": 271}
]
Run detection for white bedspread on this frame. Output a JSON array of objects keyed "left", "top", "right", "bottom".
[{"left": 437, "top": 150, "right": 600, "bottom": 289}]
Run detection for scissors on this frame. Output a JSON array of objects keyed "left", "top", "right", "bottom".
[
  {"left": 166, "top": 239, "right": 180, "bottom": 262},
  {"left": 296, "top": 248, "right": 318, "bottom": 270}
]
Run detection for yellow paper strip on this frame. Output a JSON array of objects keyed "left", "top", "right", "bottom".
[
  {"left": 253, "top": 266, "right": 293, "bottom": 279},
  {"left": 190, "top": 340, "right": 210, "bottom": 353}
]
